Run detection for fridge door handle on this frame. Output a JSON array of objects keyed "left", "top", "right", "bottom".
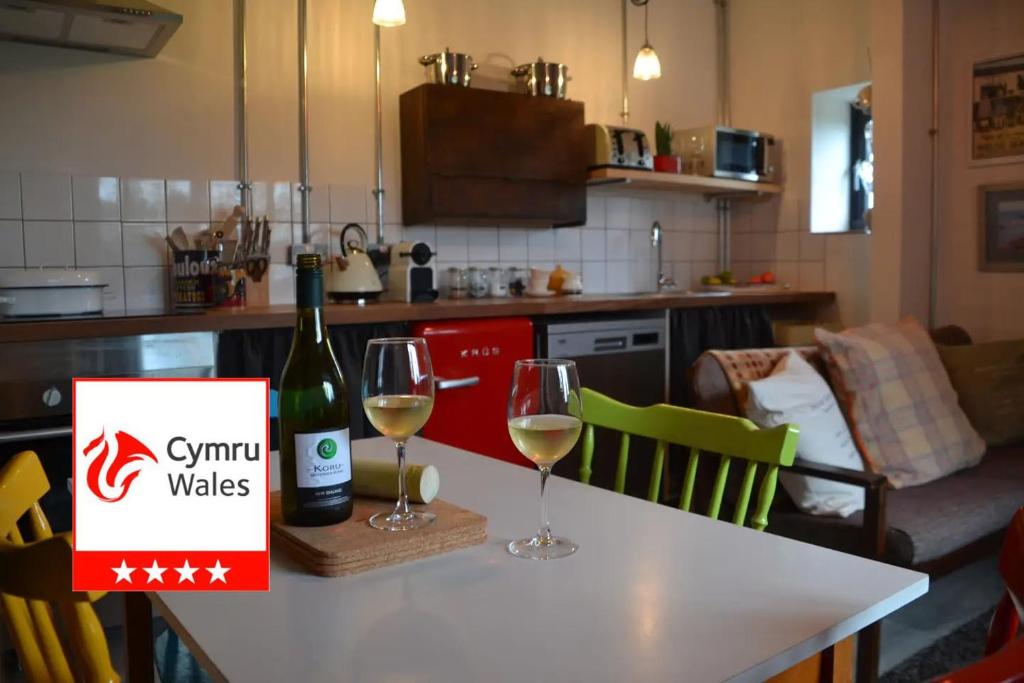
[{"left": 435, "top": 376, "right": 481, "bottom": 391}]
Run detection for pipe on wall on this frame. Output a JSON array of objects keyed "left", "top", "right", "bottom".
[
  {"left": 234, "top": 0, "right": 252, "bottom": 216},
  {"left": 928, "top": 0, "right": 940, "bottom": 329},
  {"left": 297, "top": 0, "right": 311, "bottom": 244},
  {"left": 372, "top": 25, "right": 386, "bottom": 244},
  {"left": 621, "top": 0, "right": 630, "bottom": 125},
  {"left": 714, "top": 0, "right": 731, "bottom": 273}
]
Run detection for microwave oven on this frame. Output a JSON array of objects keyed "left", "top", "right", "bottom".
[{"left": 673, "top": 125, "right": 777, "bottom": 183}]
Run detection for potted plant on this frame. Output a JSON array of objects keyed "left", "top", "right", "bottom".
[{"left": 653, "top": 121, "right": 682, "bottom": 173}]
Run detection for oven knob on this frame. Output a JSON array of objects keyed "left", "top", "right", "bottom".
[{"left": 42, "top": 386, "right": 62, "bottom": 407}]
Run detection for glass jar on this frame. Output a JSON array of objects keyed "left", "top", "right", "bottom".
[
  {"left": 488, "top": 267, "right": 508, "bottom": 297},
  {"left": 467, "top": 267, "right": 489, "bottom": 298},
  {"left": 447, "top": 267, "right": 468, "bottom": 299},
  {"left": 507, "top": 267, "right": 527, "bottom": 296}
]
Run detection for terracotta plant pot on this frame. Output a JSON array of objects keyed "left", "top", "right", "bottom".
[{"left": 653, "top": 154, "right": 682, "bottom": 173}]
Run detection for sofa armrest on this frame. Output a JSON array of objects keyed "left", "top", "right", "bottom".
[{"left": 787, "top": 458, "right": 889, "bottom": 562}]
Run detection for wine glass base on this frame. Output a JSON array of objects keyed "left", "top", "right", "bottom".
[
  {"left": 507, "top": 535, "right": 578, "bottom": 560},
  {"left": 368, "top": 510, "right": 436, "bottom": 532}
]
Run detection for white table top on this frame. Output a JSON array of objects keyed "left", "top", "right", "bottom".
[{"left": 153, "top": 437, "right": 927, "bottom": 683}]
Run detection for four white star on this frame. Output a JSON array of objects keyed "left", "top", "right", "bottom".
[
  {"left": 175, "top": 559, "right": 199, "bottom": 584},
  {"left": 112, "top": 559, "right": 135, "bottom": 584},
  {"left": 206, "top": 560, "right": 230, "bottom": 584},
  {"left": 109, "top": 558, "right": 233, "bottom": 585},
  {"left": 143, "top": 559, "right": 167, "bottom": 584}
]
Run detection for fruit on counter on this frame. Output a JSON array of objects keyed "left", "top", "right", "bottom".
[
  {"left": 701, "top": 275, "right": 723, "bottom": 285},
  {"left": 762, "top": 271, "right": 777, "bottom": 284},
  {"left": 548, "top": 264, "right": 568, "bottom": 292},
  {"left": 749, "top": 274, "right": 764, "bottom": 284}
]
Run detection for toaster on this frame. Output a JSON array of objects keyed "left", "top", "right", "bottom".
[{"left": 586, "top": 124, "right": 653, "bottom": 171}]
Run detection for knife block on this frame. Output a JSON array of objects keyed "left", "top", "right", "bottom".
[{"left": 245, "top": 274, "right": 270, "bottom": 307}]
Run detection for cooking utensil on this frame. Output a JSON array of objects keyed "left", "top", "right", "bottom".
[
  {"left": 245, "top": 256, "right": 268, "bottom": 283},
  {"left": 511, "top": 57, "right": 570, "bottom": 98},
  {"left": 170, "top": 225, "right": 191, "bottom": 251},
  {"left": 419, "top": 47, "right": 478, "bottom": 87},
  {"left": 166, "top": 235, "right": 182, "bottom": 253},
  {"left": 0, "top": 270, "right": 107, "bottom": 318}
]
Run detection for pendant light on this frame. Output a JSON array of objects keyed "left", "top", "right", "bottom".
[
  {"left": 372, "top": 0, "right": 406, "bottom": 27},
  {"left": 631, "top": 0, "right": 662, "bottom": 81}
]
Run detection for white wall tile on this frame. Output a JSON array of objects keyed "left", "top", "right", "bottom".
[
  {"left": 292, "top": 182, "right": 330, "bottom": 223},
  {"left": 799, "top": 261, "right": 825, "bottom": 290},
  {"left": 672, "top": 230, "right": 692, "bottom": 261},
  {"left": 582, "top": 261, "right": 606, "bottom": 294},
  {"left": 268, "top": 222, "right": 293, "bottom": 263},
  {"left": 672, "top": 199, "right": 693, "bottom": 232},
  {"left": 436, "top": 227, "right": 468, "bottom": 262},
  {"left": 775, "top": 231, "right": 799, "bottom": 261},
  {"left": 629, "top": 229, "right": 653, "bottom": 261},
  {"left": 268, "top": 264, "right": 296, "bottom": 305},
  {"left": 730, "top": 203, "right": 752, "bottom": 234},
  {"left": 123, "top": 222, "right": 168, "bottom": 266},
  {"left": 166, "top": 180, "right": 210, "bottom": 222},
  {"left": 92, "top": 266, "right": 125, "bottom": 315},
  {"left": 121, "top": 178, "right": 166, "bottom": 222},
  {"left": 585, "top": 196, "right": 605, "bottom": 228},
  {"left": 24, "top": 220, "right": 74, "bottom": 267},
  {"left": 672, "top": 261, "right": 691, "bottom": 290},
  {"left": 527, "top": 229, "right": 554, "bottom": 262},
  {"left": 554, "top": 227, "right": 581, "bottom": 262},
  {"left": 252, "top": 182, "right": 291, "bottom": 222},
  {"left": 403, "top": 225, "right": 436, "bottom": 249},
  {"left": 0, "top": 172, "right": 21, "bottom": 219},
  {"left": 692, "top": 232, "right": 718, "bottom": 262},
  {"left": 631, "top": 259, "right": 653, "bottom": 293},
  {"left": 124, "top": 266, "right": 168, "bottom": 310},
  {"left": 606, "top": 229, "right": 629, "bottom": 261},
  {"left": 606, "top": 196, "right": 630, "bottom": 228},
  {"left": 775, "top": 261, "right": 801, "bottom": 289},
  {"left": 210, "top": 180, "right": 241, "bottom": 221},
  {"left": 0, "top": 220, "right": 24, "bottom": 267},
  {"left": 498, "top": 228, "right": 528, "bottom": 262},
  {"left": 750, "top": 233, "right": 776, "bottom": 262},
  {"left": 606, "top": 261, "right": 630, "bottom": 293},
  {"left": 329, "top": 184, "right": 368, "bottom": 223},
  {"left": 21, "top": 172, "right": 71, "bottom": 220},
  {"left": 629, "top": 197, "right": 653, "bottom": 230},
  {"left": 467, "top": 227, "right": 498, "bottom": 262},
  {"left": 72, "top": 176, "right": 120, "bottom": 221},
  {"left": 732, "top": 233, "right": 753, "bottom": 261},
  {"left": 693, "top": 201, "right": 718, "bottom": 232},
  {"left": 74, "top": 222, "right": 122, "bottom": 266},
  {"left": 381, "top": 223, "right": 402, "bottom": 246},
  {"left": 799, "top": 232, "right": 826, "bottom": 262},
  {"left": 581, "top": 227, "right": 606, "bottom": 261}
]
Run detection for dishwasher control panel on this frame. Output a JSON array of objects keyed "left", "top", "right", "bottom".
[{"left": 546, "top": 318, "right": 666, "bottom": 358}]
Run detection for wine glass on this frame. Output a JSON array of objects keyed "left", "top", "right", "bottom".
[
  {"left": 506, "top": 359, "right": 582, "bottom": 560},
  {"left": 362, "top": 338, "right": 436, "bottom": 531}
]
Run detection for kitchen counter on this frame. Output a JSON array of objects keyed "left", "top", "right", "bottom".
[{"left": 0, "top": 290, "right": 834, "bottom": 343}]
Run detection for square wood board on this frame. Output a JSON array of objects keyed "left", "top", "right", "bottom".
[{"left": 269, "top": 493, "right": 488, "bottom": 577}]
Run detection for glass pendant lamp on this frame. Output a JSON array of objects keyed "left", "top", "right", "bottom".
[
  {"left": 631, "top": 0, "right": 662, "bottom": 81},
  {"left": 372, "top": 0, "right": 406, "bottom": 27}
]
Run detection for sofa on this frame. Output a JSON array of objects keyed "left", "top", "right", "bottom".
[{"left": 690, "top": 327, "right": 1024, "bottom": 682}]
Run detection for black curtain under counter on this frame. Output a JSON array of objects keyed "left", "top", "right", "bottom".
[{"left": 216, "top": 321, "right": 409, "bottom": 447}]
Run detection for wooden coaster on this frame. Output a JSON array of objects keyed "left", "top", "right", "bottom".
[{"left": 269, "top": 493, "right": 488, "bottom": 577}]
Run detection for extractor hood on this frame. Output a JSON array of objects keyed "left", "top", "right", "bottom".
[{"left": 0, "top": 0, "right": 182, "bottom": 57}]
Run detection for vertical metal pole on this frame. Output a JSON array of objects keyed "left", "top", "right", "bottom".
[
  {"left": 928, "top": 0, "right": 940, "bottom": 328},
  {"left": 372, "top": 24, "right": 386, "bottom": 244},
  {"left": 234, "top": 0, "right": 252, "bottom": 216},
  {"left": 298, "top": 0, "right": 311, "bottom": 244},
  {"left": 620, "top": 0, "right": 629, "bottom": 125},
  {"left": 715, "top": 0, "right": 731, "bottom": 272}
]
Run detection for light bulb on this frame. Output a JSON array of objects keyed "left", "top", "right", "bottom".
[
  {"left": 633, "top": 44, "right": 662, "bottom": 81},
  {"left": 372, "top": 0, "right": 406, "bottom": 27}
]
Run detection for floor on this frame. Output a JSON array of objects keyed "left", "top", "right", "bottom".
[{"left": 878, "top": 553, "right": 1004, "bottom": 673}]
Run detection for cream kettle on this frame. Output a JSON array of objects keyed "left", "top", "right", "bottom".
[{"left": 328, "top": 223, "right": 383, "bottom": 301}]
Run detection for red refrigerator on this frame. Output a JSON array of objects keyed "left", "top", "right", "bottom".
[{"left": 412, "top": 317, "right": 533, "bottom": 466}]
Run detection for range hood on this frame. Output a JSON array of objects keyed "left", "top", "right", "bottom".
[{"left": 0, "top": 0, "right": 182, "bottom": 57}]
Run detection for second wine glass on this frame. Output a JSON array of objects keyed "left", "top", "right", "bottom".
[{"left": 362, "top": 337, "right": 436, "bottom": 531}]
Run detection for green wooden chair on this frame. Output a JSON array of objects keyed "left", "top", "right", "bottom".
[{"left": 580, "top": 387, "right": 799, "bottom": 531}]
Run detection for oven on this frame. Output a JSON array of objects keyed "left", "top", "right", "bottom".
[{"left": 0, "top": 333, "right": 216, "bottom": 532}]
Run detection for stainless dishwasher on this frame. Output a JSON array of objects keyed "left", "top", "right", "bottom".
[{"left": 538, "top": 314, "right": 667, "bottom": 498}]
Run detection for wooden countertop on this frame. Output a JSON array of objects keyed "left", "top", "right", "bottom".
[{"left": 0, "top": 290, "right": 834, "bottom": 343}]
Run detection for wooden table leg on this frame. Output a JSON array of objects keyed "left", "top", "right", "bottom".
[
  {"left": 856, "top": 622, "right": 881, "bottom": 683},
  {"left": 124, "top": 592, "right": 154, "bottom": 683}
]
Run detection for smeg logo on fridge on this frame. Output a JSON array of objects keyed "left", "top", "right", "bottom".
[{"left": 459, "top": 346, "right": 501, "bottom": 359}]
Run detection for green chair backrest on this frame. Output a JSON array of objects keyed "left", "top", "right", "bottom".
[{"left": 580, "top": 387, "right": 799, "bottom": 531}]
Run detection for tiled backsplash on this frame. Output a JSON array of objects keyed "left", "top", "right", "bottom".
[
  {"left": 0, "top": 170, "right": 722, "bottom": 312},
  {"left": 729, "top": 198, "right": 828, "bottom": 291}
]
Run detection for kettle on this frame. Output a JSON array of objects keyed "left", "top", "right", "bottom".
[{"left": 328, "top": 223, "right": 383, "bottom": 302}]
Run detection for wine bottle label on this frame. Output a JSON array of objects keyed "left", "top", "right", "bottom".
[{"left": 294, "top": 428, "right": 351, "bottom": 508}]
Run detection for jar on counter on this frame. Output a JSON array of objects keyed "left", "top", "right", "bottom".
[
  {"left": 507, "top": 267, "right": 527, "bottom": 296},
  {"left": 467, "top": 267, "right": 489, "bottom": 298},
  {"left": 447, "top": 267, "right": 468, "bottom": 299},
  {"left": 488, "top": 267, "right": 508, "bottom": 297}
]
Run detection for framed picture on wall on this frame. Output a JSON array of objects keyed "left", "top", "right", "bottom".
[
  {"left": 978, "top": 183, "right": 1024, "bottom": 271},
  {"left": 971, "top": 54, "right": 1024, "bottom": 165}
]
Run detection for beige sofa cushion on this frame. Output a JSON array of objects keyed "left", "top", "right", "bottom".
[
  {"left": 815, "top": 318, "right": 985, "bottom": 488},
  {"left": 937, "top": 339, "right": 1024, "bottom": 447}
]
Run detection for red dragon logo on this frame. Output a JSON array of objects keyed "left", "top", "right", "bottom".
[{"left": 83, "top": 429, "right": 158, "bottom": 502}]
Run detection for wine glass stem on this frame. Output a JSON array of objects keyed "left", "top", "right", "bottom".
[
  {"left": 394, "top": 440, "right": 411, "bottom": 517},
  {"left": 538, "top": 466, "right": 552, "bottom": 544}
]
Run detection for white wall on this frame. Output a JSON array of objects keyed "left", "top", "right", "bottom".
[
  {"left": 935, "top": 0, "right": 1024, "bottom": 342},
  {"left": 0, "top": 0, "right": 723, "bottom": 307}
]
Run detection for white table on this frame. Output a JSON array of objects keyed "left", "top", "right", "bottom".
[{"left": 150, "top": 437, "right": 927, "bottom": 683}]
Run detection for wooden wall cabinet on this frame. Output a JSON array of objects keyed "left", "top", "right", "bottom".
[{"left": 400, "top": 84, "right": 586, "bottom": 227}]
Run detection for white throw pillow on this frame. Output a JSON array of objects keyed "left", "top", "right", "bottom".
[{"left": 745, "top": 350, "right": 865, "bottom": 518}]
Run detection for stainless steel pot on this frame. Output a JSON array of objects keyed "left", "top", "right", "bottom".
[
  {"left": 511, "top": 57, "right": 569, "bottom": 98},
  {"left": 419, "top": 47, "right": 478, "bottom": 87}
]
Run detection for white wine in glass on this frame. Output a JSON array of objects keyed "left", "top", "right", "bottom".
[
  {"left": 362, "top": 338, "right": 436, "bottom": 531},
  {"left": 506, "top": 359, "right": 582, "bottom": 560}
]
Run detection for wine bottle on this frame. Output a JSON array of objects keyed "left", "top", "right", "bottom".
[{"left": 278, "top": 253, "right": 353, "bottom": 526}]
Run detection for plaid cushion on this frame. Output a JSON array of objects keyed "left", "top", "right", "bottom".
[
  {"left": 707, "top": 347, "right": 819, "bottom": 409},
  {"left": 816, "top": 318, "right": 985, "bottom": 488}
]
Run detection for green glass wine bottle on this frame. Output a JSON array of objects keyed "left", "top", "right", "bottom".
[{"left": 278, "top": 253, "right": 353, "bottom": 526}]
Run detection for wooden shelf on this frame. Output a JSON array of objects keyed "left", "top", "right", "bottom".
[{"left": 587, "top": 168, "right": 782, "bottom": 199}]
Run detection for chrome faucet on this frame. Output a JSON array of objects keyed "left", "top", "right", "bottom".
[{"left": 650, "top": 220, "right": 677, "bottom": 292}]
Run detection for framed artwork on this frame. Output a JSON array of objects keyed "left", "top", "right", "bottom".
[
  {"left": 978, "top": 183, "right": 1024, "bottom": 271},
  {"left": 971, "top": 54, "right": 1024, "bottom": 166}
]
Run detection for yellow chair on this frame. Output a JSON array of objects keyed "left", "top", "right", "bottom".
[{"left": 0, "top": 450, "right": 120, "bottom": 683}]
